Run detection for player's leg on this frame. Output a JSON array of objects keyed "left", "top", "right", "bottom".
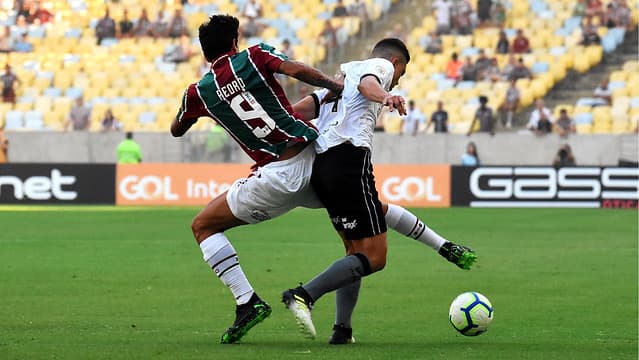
[
  {"left": 282, "top": 144, "right": 387, "bottom": 339},
  {"left": 381, "top": 202, "right": 477, "bottom": 270},
  {"left": 192, "top": 191, "right": 272, "bottom": 344}
]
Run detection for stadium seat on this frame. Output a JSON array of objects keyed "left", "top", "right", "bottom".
[{"left": 4, "top": 110, "right": 24, "bottom": 130}]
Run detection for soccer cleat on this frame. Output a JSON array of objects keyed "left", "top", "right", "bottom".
[
  {"left": 281, "top": 287, "right": 316, "bottom": 339},
  {"left": 329, "top": 324, "right": 355, "bottom": 345},
  {"left": 220, "top": 293, "right": 272, "bottom": 344},
  {"left": 439, "top": 242, "right": 477, "bottom": 270}
]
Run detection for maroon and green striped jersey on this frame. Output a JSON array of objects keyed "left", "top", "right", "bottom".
[{"left": 177, "top": 43, "right": 318, "bottom": 166}]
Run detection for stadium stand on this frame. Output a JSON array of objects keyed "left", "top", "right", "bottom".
[
  {"left": 0, "top": 0, "right": 399, "bottom": 132},
  {"left": 383, "top": 0, "right": 639, "bottom": 134}
]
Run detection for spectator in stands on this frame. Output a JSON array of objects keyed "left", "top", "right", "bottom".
[
  {"left": 461, "top": 141, "right": 480, "bottom": 166},
  {"left": 349, "top": 0, "right": 370, "bottom": 33},
  {"left": 477, "top": 0, "right": 493, "bottom": 27},
  {"left": 500, "top": 54, "right": 516, "bottom": 79},
  {"left": 167, "top": 8, "right": 189, "bottom": 38},
  {"left": 498, "top": 79, "right": 520, "bottom": 128},
  {"left": 512, "top": 29, "right": 531, "bottom": 53},
  {"left": 593, "top": 78, "right": 612, "bottom": 105},
  {"left": 386, "top": 23, "right": 407, "bottom": 42},
  {"left": 280, "top": 39, "right": 295, "bottom": 59},
  {"left": 604, "top": 3, "right": 617, "bottom": 27},
  {"left": 16, "top": 2, "right": 30, "bottom": 20},
  {"left": 0, "top": 124, "right": 7, "bottom": 163},
  {"left": 461, "top": 56, "right": 478, "bottom": 81},
  {"left": 133, "top": 8, "right": 153, "bottom": 37},
  {"left": 151, "top": 10, "right": 169, "bottom": 38},
  {"left": 242, "top": 0, "right": 263, "bottom": 20},
  {"left": 318, "top": 19, "right": 338, "bottom": 62},
  {"left": 553, "top": 144, "right": 576, "bottom": 167},
  {"left": 13, "top": 32, "right": 33, "bottom": 52},
  {"left": 446, "top": 52, "right": 463, "bottom": 81},
  {"left": 555, "top": 109, "right": 576, "bottom": 137},
  {"left": 0, "top": 26, "right": 15, "bottom": 53},
  {"left": 613, "top": 0, "right": 632, "bottom": 30},
  {"left": 496, "top": 30, "right": 509, "bottom": 54},
  {"left": 492, "top": 0, "right": 506, "bottom": 27},
  {"left": 1, "top": 64, "right": 19, "bottom": 105},
  {"left": 586, "top": 0, "right": 604, "bottom": 24},
  {"left": 580, "top": 16, "right": 601, "bottom": 45},
  {"left": 401, "top": 100, "right": 425, "bottom": 136},
  {"left": 95, "top": 8, "right": 116, "bottom": 45},
  {"left": 65, "top": 96, "right": 91, "bottom": 131},
  {"left": 453, "top": 0, "right": 473, "bottom": 35},
  {"left": 13, "top": 15, "right": 29, "bottom": 37},
  {"left": 482, "top": 58, "right": 501, "bottom": 82},
  {"left": 333, "top": 0, "right": 349, "bottom": 17},
  {"left": 118, "top": 9, "right": 134, "bottom": 38},
  {"left": 101, "top": 108, "right": 122, "bottom": 132},
  {"left": 117, "top": 132, "right": 142, "bottom": 164},
  {"left": 240, "top": 17, "right": 265, "bottom": 39},
  {"left": 27, "top": 1, "right": 53, "bottom": 24},
  {"left": 427, "top": 100, "right": 449, "bottom": 133},
  {"left": 474, "top": 49, "right": 492, "bottom": 77},
  {"left": 433, "top": 0, "right": 452, "bottom": 35},
  {"left": 423, "top": 32, "right": 442, "bottom": 54},
  {"left": 573, "top": 0, "right": 588, "bottom": 17},
  {"left": 163, "top": 34, "right": 194, "bottom": 63},
  {"left": 512, "top": 30, "right": 534, "bottom": 53},
  {"left": 509, "top": 57, "right": 533, "bottom": 81},
  {"left": 527, "top": 99, "right": 554, "bottom": 135},
  {"left": 468, "top": 95, "right": 495, "bottom": 136}
]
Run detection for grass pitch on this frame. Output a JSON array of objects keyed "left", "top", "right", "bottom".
[{"left": 0, "top": 207, "right": 637, "bottom": 360}]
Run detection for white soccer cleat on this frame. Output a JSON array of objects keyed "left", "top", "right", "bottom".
[{"left": 282, "top": 288, "right": 316, "bottom": 339}]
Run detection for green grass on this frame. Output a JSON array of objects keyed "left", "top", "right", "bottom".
[{"left": 0, "top": 207, "right": 637, "bottom": 360}]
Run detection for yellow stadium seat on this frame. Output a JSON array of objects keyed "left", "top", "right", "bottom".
[
  {"left": 609, "top": 70, "right": 627, "bottom": 82},
  {"left": 611, "top": 121, "right": 630, "bottom": 133},
  {"left": 576, "top": 123, "right": 592, "bottom": 134}
]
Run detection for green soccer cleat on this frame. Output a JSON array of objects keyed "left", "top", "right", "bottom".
[
  {"left": 220, "top": 293, "right": 272, "bottom": 344},
  {"left": 438, "top": 242, "right": 477, "bottom": 270}
]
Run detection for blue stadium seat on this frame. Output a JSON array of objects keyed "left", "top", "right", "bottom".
[
  {"left": 608, "top": 81, "right": 626, "bottom": 90},
  {"left": 4, "top": 110, "right": 23, "bottom": 130},
  {"left": 65, "top": 87, "right": 83, "bottom": 99},
  {"left": 138, "top": 112, "right": 157, "bottom": 124},
  {"left": 630, "top": 97, "right": 639, "bottom": 108},
  {"left": 531, "top": 62, "right": 549, "bottom": 74},
  {"left": 43, "top": 87, "right": 62, "bottom": 98},
  {"left": 575, "top": 112, "right": 594, "bottom": 124},
  {"left": 24, "top": 111, "right": 44, "bottom": 130}
]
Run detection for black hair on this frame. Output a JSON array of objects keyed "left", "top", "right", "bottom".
[
  {"left": 126, "top": 132, "right": 133, "bottom": 139},
  {"left": 560, "top": 108, "right": 567, "bottom": 114},
  {"left": 372, "top": 38, "right": 410, "bottom": 63},
  {"left": 198, "top": 14, "right": 239, "bottom": 61},
  {"left": 479, "top": 95, "right": 488, "bottom": 104}
]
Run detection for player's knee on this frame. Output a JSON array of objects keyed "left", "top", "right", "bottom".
[
  {"left": 368, "top": 251, "right": 387, "bottom": 272},
  {"left": 191, "top": 216, "right": 216, "bottom": 243}
]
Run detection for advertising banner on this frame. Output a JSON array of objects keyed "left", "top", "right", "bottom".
[
  {"left": 374, "top": 165, "right": 451, "bottom": 207},
  {"left": 117, "top": 163, "right": 451, "bottom": 207},
  {"left": 0, "top": 164, "right": 115, "bottom": 204},
  {"left": 451, "top": 166, "right": 639, "bottom": 208},
  {"left": 116, "top": 163, "right": 250, "bottom": 205}
]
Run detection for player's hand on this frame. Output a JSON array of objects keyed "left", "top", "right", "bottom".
[
  {"left": 383, "top": 95, "right": 407, "bottom": 116},
  {"left": 321, "top": 73, "right": 344, "bottom": 104}
]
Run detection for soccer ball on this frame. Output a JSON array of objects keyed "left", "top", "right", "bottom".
[{"left": 449, "top": 292, "right": 494, "bottom": 336}]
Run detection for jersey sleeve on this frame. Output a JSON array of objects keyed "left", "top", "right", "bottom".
[
  {"left": 176, "top": 83, "right": 208, "bottom": 123},
  {"left": 360, "top": 58, "right": 395, "bottom": 90},
  {"left": 249, "top": 43, "right": 289, "bottom": 73}
]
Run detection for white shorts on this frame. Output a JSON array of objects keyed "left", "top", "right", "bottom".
[{"left": 226, "top": 144, "right": 323, "bottom": 224}]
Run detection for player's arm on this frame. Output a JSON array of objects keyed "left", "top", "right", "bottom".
[
  {"left": 171, "top": 85, "right": 202, "bottom": 137},
  {"left": 358, "top": 75, "right": 406, "bottom": 115},
  {"left": 292, "top": 93, "right": 320, "bottom": 121},
  {"left": 278, "top": 60, "right": 343, "bottom": 94},
  {"left": 171, "top": 116, "right": 196, "bottom": 137}
]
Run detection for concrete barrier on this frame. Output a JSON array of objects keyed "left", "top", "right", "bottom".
[{"left": 4, "top": 131, "right": 637, "bottom": 165}]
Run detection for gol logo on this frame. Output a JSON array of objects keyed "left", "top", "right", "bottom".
[
  {"left": 119, "top": 175, "right": 179, "bottom": 201},
  {"left": 381, "top": 176, "right": 441, "bottom": 202}
]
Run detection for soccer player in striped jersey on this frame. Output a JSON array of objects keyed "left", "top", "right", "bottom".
[
  {"left": 170, "top": 14, "right": 343, "bottom": 344},
  {"left": 291, "top": 85, "right": 477, "bottom": 344},
  {"left": 282, "top": 39, "right": 477, "bottom": 343}
]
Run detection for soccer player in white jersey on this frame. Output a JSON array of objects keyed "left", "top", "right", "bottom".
[{"left": 282, "top": 38, "right": 477, "bottom": 343}]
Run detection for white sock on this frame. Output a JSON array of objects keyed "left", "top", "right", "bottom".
[
  {"left": 385, "top": 204, "right": 448, "bottom": 251},
  {"left": 200, "top": 233, "right": 254, "bottom": 305}
]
